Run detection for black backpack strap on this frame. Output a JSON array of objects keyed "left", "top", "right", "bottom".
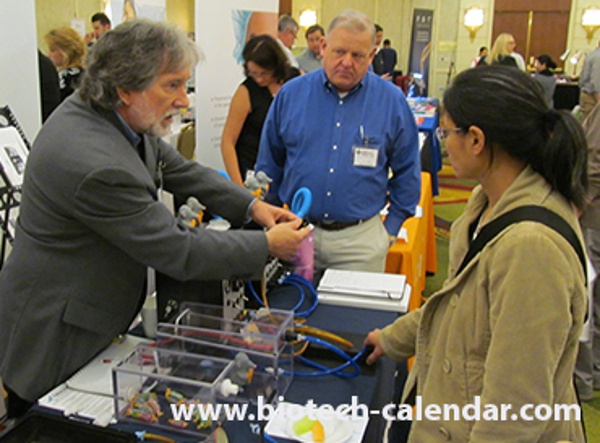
[{"left": 456, "top": 205, "right": 587, "bottom": 280}]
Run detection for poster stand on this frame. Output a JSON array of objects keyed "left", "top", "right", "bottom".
[{"left": 0, "top": 105, "right": 30, "bottom": 268}]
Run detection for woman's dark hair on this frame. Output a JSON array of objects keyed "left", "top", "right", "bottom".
[
  {"left": 242, "top": 34, "right": 290, "bottom": 83},
  {"left": 537, "top": 54, "right": 557, "bottom": 70},
  {"left": 443, "top": 65, "right": 587, "bottom": 209}
]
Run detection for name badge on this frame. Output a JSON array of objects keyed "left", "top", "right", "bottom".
[{"left": 353, "top": 146, "right": 379, "bottom": 168}]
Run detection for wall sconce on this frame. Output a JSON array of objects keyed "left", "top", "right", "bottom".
[
  {"left": 582, "top": 7, "right": 600, "bottom": 44},
  {"left": 464, "top": 7, "right": 484, "bottom": 42},
  {"left": 299, "top": 9, "right": 318, "bottom": 28}
]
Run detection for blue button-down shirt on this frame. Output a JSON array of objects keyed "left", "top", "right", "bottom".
[{"left": 255, "top": 69, "right": 421, "bottom": 235}]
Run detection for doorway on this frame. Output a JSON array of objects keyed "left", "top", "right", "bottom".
[{"left": 493, "top": 0, "right": 571, "bottom": 71}]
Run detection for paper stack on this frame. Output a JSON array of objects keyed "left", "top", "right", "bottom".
[{"left": 317, "top": 269, "right": 411, "bottom": 312}]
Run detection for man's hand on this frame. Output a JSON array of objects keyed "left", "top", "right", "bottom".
[
  {"left": 249, "top": 199, "right": 299, "bottom": 228},
  {"left": 363, "top": 328, "right": 385, "bottom": 365},
  {"left": 265, "top": 219, "right": 311, "bottom": 261}
]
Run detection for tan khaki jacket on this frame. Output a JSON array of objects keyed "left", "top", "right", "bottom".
[{"left": 380, "top": 166, "right": 586, "bottom": 442}]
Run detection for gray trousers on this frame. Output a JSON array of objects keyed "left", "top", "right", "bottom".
[
  {"left": 575, "top": 228, "right": 600, "bottom": 398},
  {"left": 313, "top": 215, "right": 389, "bottom": 281}
]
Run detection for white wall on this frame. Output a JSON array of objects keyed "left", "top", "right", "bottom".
[
  {"left": 0, "top": 0, "right": 41, "bottom": 142},
  {"left": 194, "top": 0, "right": 278, "bottom": 168}
]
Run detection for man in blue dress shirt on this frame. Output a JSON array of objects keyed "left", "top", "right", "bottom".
[{"left": 256, "top": 9, "right": 421, "bottom": 277}]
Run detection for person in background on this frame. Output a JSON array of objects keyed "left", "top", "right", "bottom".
[
  {"left": 470, "top": 46, "right": 488, "bottom": 68},
  {"left": 533, "top": 54, "right": 557, "bottom": 107},
  {"left": 0, "top": 19, "right": 309, "bottom": 418},
  {"left": 85, "top": 12, "right": 111, "bottom": 46},
  {"left": 44, "top": 27, "right": 87, "bottom": 102},
  {"left": 37, "top": 50, "right": 60, "bottom": 122},
  {"left": 371, "top": 23, "right": 385, "bottom": 75},
  {"left": 276, "top": 14, "right": 300, "bottom": 70},
  {"left": 256, "top": 9, "right": 421, "bottom": 277},
  {"left": 365, "top": 65, "right": 587, "bottom": 441},
  {"left": 221, "top": 35, "right": 294, "bottom": 185},
  {"left": 296, "top": 24, "right": 325, "bottom": 73},
  {"left": 579, "top": 39, "right": 600, "bottom": 121},
  {"left": 380, "top": 38, "right": 398, "bottom": 76},
  {"left": 477, "top": 33, "right": 518, "bottom": 68},
  {"left": 575, "top": 102, "right": 600, "bottom": 402},
  {"left": 510, "top": 44, "right": 527, "bottom": 71}
]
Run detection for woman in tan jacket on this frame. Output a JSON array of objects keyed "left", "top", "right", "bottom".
[{"left": 365, "top": 65, "right": 588, "bottom": 442}]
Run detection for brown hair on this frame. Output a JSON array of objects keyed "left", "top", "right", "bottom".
[{"left": 44, "top": 27, "right": 87, "bottom": 70}]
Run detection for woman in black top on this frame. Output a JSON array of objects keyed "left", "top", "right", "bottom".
[{"left": 221, "top": 35, "right": 297, "bottom": 185}]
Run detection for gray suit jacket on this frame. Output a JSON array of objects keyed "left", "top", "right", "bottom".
[{"left": 0, "top": 92, "right": 268, "bottom": 401}]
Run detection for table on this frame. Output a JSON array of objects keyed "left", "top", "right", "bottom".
[
  {"left": 22, "top": 301, "right": 399, "bottom": 443},
  {"left": 229, "top": 302, "right": 400, "bottom": 442},
  {"left": 385, "top": 172, "right": 437, "bottom": 311},
  {"left": 554, "top": 83, "right": 580, "bottom": 110}
]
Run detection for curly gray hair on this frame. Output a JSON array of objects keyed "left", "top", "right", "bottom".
[{"left": 80, "top": 19, "right": 201, "bottom": 110}]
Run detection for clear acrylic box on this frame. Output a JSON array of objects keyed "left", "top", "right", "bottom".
[
  {"left": 156, "top": 302, "right": 294, "bottom": 405},
  {"left": 112, "top": 345, "right": 234, "bottom": 438}
]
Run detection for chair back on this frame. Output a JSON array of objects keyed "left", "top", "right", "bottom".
[{"left": 176, "top": 122, "right": 196, "bottom": 160}]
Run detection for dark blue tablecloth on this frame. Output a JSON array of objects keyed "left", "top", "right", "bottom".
[{"left": 24, "top": 287, "right": 407, "bottom": 443}]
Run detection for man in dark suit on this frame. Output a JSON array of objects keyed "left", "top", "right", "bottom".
[
  {"left": 371, "top": 24, "right": 385, "bottom": 75},
  {"left": 380, "top": 39, "right": 397, "bottom": 76},
  {"left": 0, "top": 20, "right": 309, "bottom": 417}
]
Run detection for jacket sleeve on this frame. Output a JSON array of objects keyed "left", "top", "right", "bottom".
[
  {"left": 72, "top": 161, "right": 268, "bottom": 282},
  {"left": 469, "top": 224, "right": 585, "bottom": 441},
  {"left": 378, "top": 308, "right": 422, "bottom": 361}
]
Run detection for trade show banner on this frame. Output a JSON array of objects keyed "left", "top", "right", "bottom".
[
  {"left": 195, "top": 0, "right": 278, "bottom": 168},
  {"left": 408, "top": 9, "right": 433, "bottom": 97}
]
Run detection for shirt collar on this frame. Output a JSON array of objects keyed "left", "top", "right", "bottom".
[
  {"left": 319, "top": 69, "right": 367, "bottom": 98},
  {"left": 114, "top": 111, "right": 141, "bottom": 147}
]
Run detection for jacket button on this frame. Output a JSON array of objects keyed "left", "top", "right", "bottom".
[
  {"left": 439, "top": 426, "right": 451, "bottom": 440},
  {"left": 443, "top": 358, "right": 452, "bottom": 373}
]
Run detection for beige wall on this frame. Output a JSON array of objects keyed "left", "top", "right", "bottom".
[
  {"left": 36, "top": 0, "right": 103, "bottom": 51},
  {"left": 166, "top": 0, "right": 194, "bottom": 33},
  {"left": 35, "top": 0, "right": 194, "bottom": 54},
  {"left": 566, "top": 0, "right": 600, "bottom": 77},
  {"left": 292, "top": 0, "right": 412, "bottom": 72},
  {"left": 291, "top": 0, "right": 457, "bottom": 97},
  {"left": 34, "top": 0, "right": 589, "bottom": 100}
]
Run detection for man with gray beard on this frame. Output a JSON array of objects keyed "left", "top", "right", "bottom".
[{"left": 0, "top": 19, "right": 308, "bottom": 417}]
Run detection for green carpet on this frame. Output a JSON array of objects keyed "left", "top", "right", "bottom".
[{"left": 425, "top": 162, "right": 600, "bottom": 441}]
